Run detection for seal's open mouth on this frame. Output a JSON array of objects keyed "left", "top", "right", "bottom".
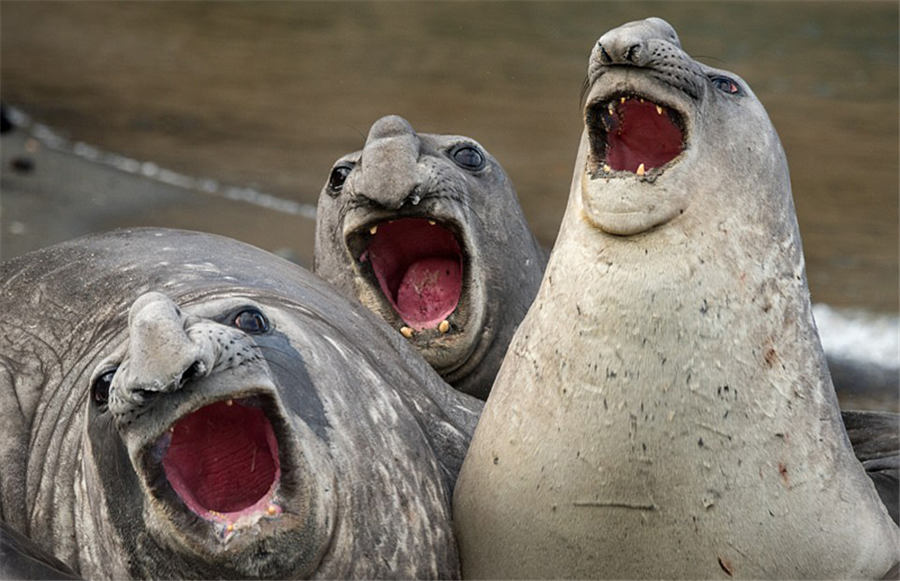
[
  {"left": 155, "top": 397, "right": 282, "bottom": 527},
  {"left": 351, "top": 217, "right": 464, "bottom": 331},
  {"left": 586, "top": 95, "right": 685, "bottom": 175}
]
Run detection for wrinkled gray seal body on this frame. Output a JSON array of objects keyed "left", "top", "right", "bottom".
[
  {"left": 453, "top": 18, "right": 899, "bottom": 578},
  {"left": 0, "top": 228, "right": 481, "bottom": 579},
  {"left": 314, "top": 115, "right": 546, "bottom": 400}
]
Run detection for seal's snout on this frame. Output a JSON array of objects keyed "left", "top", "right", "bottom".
[
  {"left": 120, "top": 291, "right": 207, "bottom": 400},
  {"left": 595, "top": 17, "right": 681, "bottom": 67},
  {"left": 367, "top": 114, "right": 417, "bottom": 141},
  {"left": 358, "top": 115, "right": 422, "bottom": 209}
]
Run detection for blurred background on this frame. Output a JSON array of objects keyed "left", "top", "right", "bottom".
[{"left": 1, "top": 2, "right": 897, "bottom": 407}]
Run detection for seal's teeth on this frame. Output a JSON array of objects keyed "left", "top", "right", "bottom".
[
  {"left": 400, "top": 326, "right": 414, "bottom": 339},
  {"left": 226, "top": 399, "right": 233, "bottom": 406},
  {"left": 603, "top": 164, "right": 612, "bottom": 173},
  {"left": 620, "top": 96, "right": 626, "bottom": 104},
  {"left": 428, "top": 220, "right": 436, "bottom": 226},
  {"left": 225, "top": 522, "right": 235, "bottom": 533},
  {"left": 636, "top": 163, "right": 646, "bottom": 176},
  {"left": 369, "top": 225, "right": 378, "bottom": 235},
  {"left": 267, "top": 504, "right": 279, "bottom": 516},
  {"left": 438, "top": 320, "right": 450, "bottom": 334},
  {"left": 607, "top": 102, "right": 615, "bottom": 115},
  {"left": 656, "top": 105, "right": 663, "bottom": 115}
]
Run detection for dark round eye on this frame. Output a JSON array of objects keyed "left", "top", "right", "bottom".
[
  {"left": 450, "top": 145, "right": 486, "bottom": 171},
  {"left": 710, "top": 75, "right": 741, "bottom": 95},
  {"left": 327, "top": 164, "right": 353, "bottom": 195},
  {"left": 92, "top": 368, "right": 116, "bottom": 408},
  {"left": 233, "top": 308, "right": 270, "bottom": 334}
]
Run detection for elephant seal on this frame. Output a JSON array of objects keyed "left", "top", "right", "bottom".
[
  {"left": 453, "top": 17, "right": 899, "bottom": 578},
  {"left": 0, "top": 228, "right": 482, "bottom": 579},
  {"left": 844, "top": 410, "right": 900, "bottom": 527},
  {"left": 314, "top": 115, "right": 546, "bottom": 400}
]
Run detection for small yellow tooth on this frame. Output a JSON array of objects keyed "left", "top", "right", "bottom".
[
  {"left": 267, "top": 504, "right": 278, "bottom": 516},
  {"left": 636, "top": 163, "right": 646, "bottom": 176},
  {"left": 603, "top": 164, "right": 612, "bottom": 173},
  {"left": 620, "top": 96, "right": 626, "bottom": 104},
  {"left": 400, "top": 326, "right": 414, "bottom": 338},
  {"left": 639, "top": 97, "right": 645, "bottom": 103},
  {"left": 226, "top": 399, "right": 233, "bottom": 406},
  {"left": 438, "top": 320, "right": 450, "bottom": 334},
  {"left": 656, "top": 105, "right": 663, "bottom": 115},
  {"left": 607, "top": 102, "right": 615, "bottom": 114},
  {"left": 428, "top": 220, "right": 436, "bottom": 226},
  {"left": 369, "top": 225, "right": 378, "bottom": 235},
  {"left": 225, "top": 523, "right": 235, "bottom": 533}
]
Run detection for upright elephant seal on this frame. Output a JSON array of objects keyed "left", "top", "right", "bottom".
[
  {"left": 314, "top": 115, "right": 546, "bottom": 400},
  {"left": 0, "top": 228, "right": 482, "bottom": 579},
  {"left": 453, "top": 17, "right": 899, "bottom": 578}
]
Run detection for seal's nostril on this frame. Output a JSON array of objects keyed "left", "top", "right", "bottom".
[
  {"left": 625, "top": 44, "right": 642, "bottom": 63},
  {"left": 599, "top": 45, "right": 612, "bottom": 64},
  {"left": 135, "top": 389, "right": 160, "bottom": 403},
  {"left": 181, "top": 361, "right": 205, "bottom": 386}
]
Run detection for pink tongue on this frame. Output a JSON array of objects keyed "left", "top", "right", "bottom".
[
  {"left": 364, "top": 218, "right": 464, "bottom": 331},
  {"left": 395, "top": 257, "right": 462, "bottom": 330}
]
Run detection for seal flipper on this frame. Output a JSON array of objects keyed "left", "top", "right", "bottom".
[
  {"left": 0, "top": 521, "right": 80, "bottom": 580},
  {"left": 843, "top": 410, "right": 900, "bottom": 526}
]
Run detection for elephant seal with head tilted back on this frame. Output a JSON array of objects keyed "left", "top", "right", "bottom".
[{"left": 453, "top": 17, "right": 899, "bottom": 579}]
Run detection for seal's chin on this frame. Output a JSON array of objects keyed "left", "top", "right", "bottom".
[
  {"left": 348, "top": 217, "right": 465, "bottom": 332},
  {"left": 585, "top": 94, "right": 686, "bottom": 177},
  {"left": 147, "top": 395, "right": 285, "bottom": 538}
]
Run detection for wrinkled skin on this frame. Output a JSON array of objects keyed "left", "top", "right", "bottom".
[
  {"left": 0, "top": 228, "right": 481, "bottom": 579},
  {"left": 314, "top": 115, "right": 546, "bottom": 400},
  {"left": 454, "top": 18, "right": 899, "bottom": 578}
]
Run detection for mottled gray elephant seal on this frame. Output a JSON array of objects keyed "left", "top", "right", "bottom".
[
  {"left": 314, "top": 115, "right": 546, "bottom": 400},
  {"left": 453, "top": 17, "right": 899, "bottom": 578},
  {"left": 0, "top": 228, "right": 482, "bottom": 579}
]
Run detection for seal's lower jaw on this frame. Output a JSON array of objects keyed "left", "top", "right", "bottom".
[
  {"left": 347, "top": 217, "right": 470, "bottom": 336},
  {"left": 585, "top": 94, "right": 686, "bottom": 179}
]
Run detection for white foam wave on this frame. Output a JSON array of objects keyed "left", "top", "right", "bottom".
[
  {"left": 813, "top": 303, "right": 899, "bottom": 370},
  {"left": 7, "top": 105, "right": 318, "bottom": 221}
]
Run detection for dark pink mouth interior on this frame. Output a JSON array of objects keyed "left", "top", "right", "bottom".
[
  {"left": 162, "top": 399, "right": 280, "bottom": 518},
  {"left": 363, "top": 218, "right": 463, "bottom": 330},
  {"left": 606, "top": 98, "right": 683, "bottom": 172}
]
